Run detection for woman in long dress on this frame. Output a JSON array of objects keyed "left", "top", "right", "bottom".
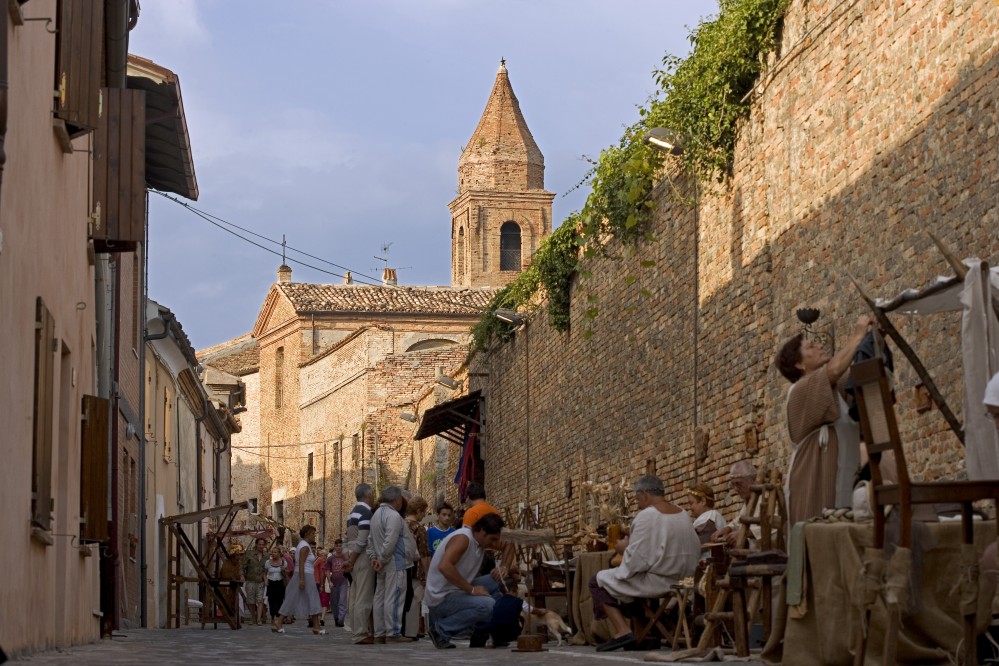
[
  {"left": 273, "top": 524, "right": 325, "bottom": 635},
  {"left": 775, "top": 314, "right": 873, "bottom": 526}
]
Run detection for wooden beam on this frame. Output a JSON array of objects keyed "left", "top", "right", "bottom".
[{"left": 847, "top": 274, "right": 965, "bottom": 446}]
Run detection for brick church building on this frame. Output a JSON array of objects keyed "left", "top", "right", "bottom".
[{"left": 200, "top": 61, "right": 553, "bottom": 542}]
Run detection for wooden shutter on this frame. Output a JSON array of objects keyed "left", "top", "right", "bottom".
[
  {"left": 54, "top": 0, "right": 104, "bottom": 137},
  {"left": 32, "top": 297, "right": 56, "bottom": 530},
  {"left": 92, "top": 87, "right": 146, "bottom": 251},
  {"left": 80, "top": 395, "right": 110, "bottom": 542}
]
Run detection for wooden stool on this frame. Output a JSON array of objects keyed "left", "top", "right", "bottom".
[
  {"left": 632, "top": 593, "right": 678, "bottom": 644},
  {"left": 670, "top": 584, "right": 695, "bottom": 650}
]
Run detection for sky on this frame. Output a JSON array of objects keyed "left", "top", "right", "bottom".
[{"left": 129, "top": 0, "right": 719, "bottom": 350}]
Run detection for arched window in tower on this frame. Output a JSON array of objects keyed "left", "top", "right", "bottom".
[
  {"left": 457, "top": 227, "right": 466, "bottom": 278},
  {"left": 500, "top": 221, "right": 521, "bottom": 271}
]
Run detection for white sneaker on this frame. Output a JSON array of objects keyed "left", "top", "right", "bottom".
[{"left": 343, "top": 624, "right": 352, "bottom": 632}]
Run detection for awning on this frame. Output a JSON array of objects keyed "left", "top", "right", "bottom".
[
  {"left": 413, "top": 390, "right": 483, "bottom": 445},
  {"left": 875, "top": 262, "right": 999, "bottom": 315},
  {"left": 126, "top": 54, "right": 199, "bottom": 200},
  {"left": 161, "top": 501, "right": 249, "bottom": 526}
]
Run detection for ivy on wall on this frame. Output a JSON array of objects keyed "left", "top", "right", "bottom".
[{"left": 471, "top": 0, "right": 790, "bottom": 352}]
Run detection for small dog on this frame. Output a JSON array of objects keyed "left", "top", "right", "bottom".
[{"left": 524, "top": 609, "right": 573, "bottom": 647}]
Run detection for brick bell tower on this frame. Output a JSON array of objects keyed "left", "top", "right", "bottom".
[{"left": 449, "top": 60, "right": 555, "bottom": 288}]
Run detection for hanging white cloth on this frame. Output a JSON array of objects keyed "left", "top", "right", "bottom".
[{"left": 962, "top": 260, "right": 999, "bottom": 480}]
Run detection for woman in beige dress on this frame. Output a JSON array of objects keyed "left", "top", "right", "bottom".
[{"left": 775, "top": 314, "right": 874, "bottom": 527}]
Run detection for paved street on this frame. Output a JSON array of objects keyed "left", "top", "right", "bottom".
[{"left": 12, "top": 623, "right": 767, "bottom": 665}]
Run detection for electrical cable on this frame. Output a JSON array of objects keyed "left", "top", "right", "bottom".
[{"left": 151, "top": 191, "right": 386, "bottom": 287}]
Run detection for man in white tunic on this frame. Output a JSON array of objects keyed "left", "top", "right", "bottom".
[{"left": 590, "top": 475, "right": 700, "bottom": 652}]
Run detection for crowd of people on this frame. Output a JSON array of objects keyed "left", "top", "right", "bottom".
[{"left": 214, "top": 322, "right": 999, "bottom": 653}]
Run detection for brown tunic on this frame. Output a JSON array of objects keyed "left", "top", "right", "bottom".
[{"left": 786, "top": 366, "right": 841, "bottom": 526}]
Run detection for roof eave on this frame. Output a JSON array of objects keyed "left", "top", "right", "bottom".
[{"left": 126, "top": 54, "right": 199, "bottom": 200}]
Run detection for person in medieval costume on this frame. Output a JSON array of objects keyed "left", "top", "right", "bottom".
[{"left": 775, "top": 314, "right": 874, "bottom": 527}]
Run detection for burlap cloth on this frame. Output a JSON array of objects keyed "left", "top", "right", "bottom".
[
  {"left": 780, "top": 519, "right": 997, "bottom": 665},
  {"left": 570, "top": 551, "right": 615, "bottom": 645}
]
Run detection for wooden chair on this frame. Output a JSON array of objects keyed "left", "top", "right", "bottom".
[
  {"left": 697, "top": 468, "right": 787, "bottom": 656},
  {"left": 852, "top": 356, "right": 999, "bottom": 666}
]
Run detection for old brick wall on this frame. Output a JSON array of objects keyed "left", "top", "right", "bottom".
[{"left": 471, "top": 0, "right": 999, "bottom": 535}]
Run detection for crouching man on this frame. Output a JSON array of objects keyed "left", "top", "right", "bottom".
[
  {"left": 590, "top": 475, "right": 700, "bottom": 652},
  {"left": 424, "top": 512, "right": 505, "bottom": 649}
]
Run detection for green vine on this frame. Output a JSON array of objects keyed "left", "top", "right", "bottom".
[
  {"left": 652, "top": 0, "right": 791, "bottom": 181},
  {"left": 471, "top": 0, "right": 789, "bottom": 350}
]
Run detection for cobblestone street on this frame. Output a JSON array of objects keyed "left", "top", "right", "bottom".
[{"left": 12, "top": 623, "right": 758, "bottom": 666}]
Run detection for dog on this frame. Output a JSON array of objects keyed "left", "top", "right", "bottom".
[{"left": 524, "top": 609, "right": 573, "bottom": 647}]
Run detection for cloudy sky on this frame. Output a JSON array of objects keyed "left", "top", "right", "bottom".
[{"left": 130, "top": 0, "right": 718, "bottom": 350}]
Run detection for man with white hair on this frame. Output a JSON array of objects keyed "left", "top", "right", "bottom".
[
  {"left": 368, "top": 486, "right": 410, "bottom": 643},
  {"left": 589, "top": 475, "right": 700, "bottom": 652},
  {"left": 712, "top": 460, "right": 761, "bottom": 546}
]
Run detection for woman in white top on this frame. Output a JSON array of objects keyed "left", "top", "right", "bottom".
[
  {"left": 273, "top": 525, "right": 325, "bottom": 635},
  {"left": 689, "top": 483, "right": 726, "bottom": 544}
]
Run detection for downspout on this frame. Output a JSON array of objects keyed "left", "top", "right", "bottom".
[
  {"left": 108, "top": 256, "right": 122, "bottom": 633},
  {"left": 195, "top": 415, "right": 203, "bottom": 547},
  {"left": 138, "top": 191, "right": 149, "bottom": 627}
]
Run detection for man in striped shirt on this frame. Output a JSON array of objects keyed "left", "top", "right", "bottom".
[{"left": 343, "top": 483, "right": 375, "bottom": 644}]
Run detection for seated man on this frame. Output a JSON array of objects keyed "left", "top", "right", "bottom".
[
  {"left": 424, "top": 512, "right": 505, "bottom": 649},
  {"left": 590, "top": 475, "right": 700, "bottom": 652},
  {"left": 712, "top": 460, "right": 760, "bottom": 546}
]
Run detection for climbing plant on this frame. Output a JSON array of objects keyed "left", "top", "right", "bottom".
[{"left": 471, "top": 0, "right": 790, "bottom": 351}]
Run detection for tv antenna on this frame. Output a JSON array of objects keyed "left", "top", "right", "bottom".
[{"left": 372, "top": 242, "right": 412, "bottom": 275}]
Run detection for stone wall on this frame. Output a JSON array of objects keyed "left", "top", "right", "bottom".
[{"left": 471, "top": 0, "right": 999, "bottom": 535}]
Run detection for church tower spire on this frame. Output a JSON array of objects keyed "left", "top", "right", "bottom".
[{"left": 450, "top": 60, "right": 554, "bottom": 288}]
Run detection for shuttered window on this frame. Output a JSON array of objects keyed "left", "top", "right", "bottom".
[
  {"left": 92, "top": 87, "right": 146, "bottom": 251},
  {"left": 54, "top": 0, "right": 104, "bottom": 137},
  {"left": 32, "top": 297, "right": 56, "bottom": 531},
  {"left": 80, "top": 395, "right": 110, "bottom": 542}
]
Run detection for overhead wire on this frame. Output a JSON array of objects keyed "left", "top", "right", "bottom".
[{"left": 151, "top": 190, "right": 386, "bottom": 287}]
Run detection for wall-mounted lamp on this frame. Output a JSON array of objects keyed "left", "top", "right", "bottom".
[
  {"left": 644, "top": 127, "right": 684, "bottom": 155},
  {"left": 400, "top": 412, "right": 418, "bottom": 423},
  {"left": 436, "top": 376, "right": 461, "bottom": 390},
  {"left": 796, "top": 307, "right": 835, "bottom": 351},
  {"left": 494, "top": 308, "right": 526, "bottom": 326}
]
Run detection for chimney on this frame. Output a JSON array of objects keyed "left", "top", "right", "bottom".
[
  {"left": 382, "top": 268, "right": 397, "bottom": 287},
  {"left": 343, "top": 271, "right": 353, "bottom": 285},
  {"left": 277, "top": 264, "right": 292, "bottom": 283}
]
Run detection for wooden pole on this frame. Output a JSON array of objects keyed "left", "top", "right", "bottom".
[{"left": 847, "top": 274, "right": 965, "bottom": 445}]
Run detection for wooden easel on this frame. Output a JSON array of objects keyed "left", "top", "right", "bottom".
[{"left": 697, "top": 468, "right": 787, "bottom": 655}]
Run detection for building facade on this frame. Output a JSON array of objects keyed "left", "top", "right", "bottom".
[
  {"left": 143, "top": 300, "right": 240, "bottom": 628},
  {"left": 0, "top": 1, "right": 203, "bottom": 654}
]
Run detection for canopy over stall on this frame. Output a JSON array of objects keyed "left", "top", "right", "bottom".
[{"left": 851, "top": 234, "right": 999, "bottom": 479}]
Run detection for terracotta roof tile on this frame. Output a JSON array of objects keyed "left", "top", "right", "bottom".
[
  {"left": 277, "top": 283, "right": 496, "bottom": 316},
  {"left": 197, "top": 334, "right": 259, "bottom": 376}
]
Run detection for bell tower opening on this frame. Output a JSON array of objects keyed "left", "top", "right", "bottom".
[{"left": 500, "top": 222, "right": 521, "bottom": 271}]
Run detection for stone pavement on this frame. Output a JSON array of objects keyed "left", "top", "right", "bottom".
[{"left": 11, "top": 622, "right": 765, "bottom": 665}]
